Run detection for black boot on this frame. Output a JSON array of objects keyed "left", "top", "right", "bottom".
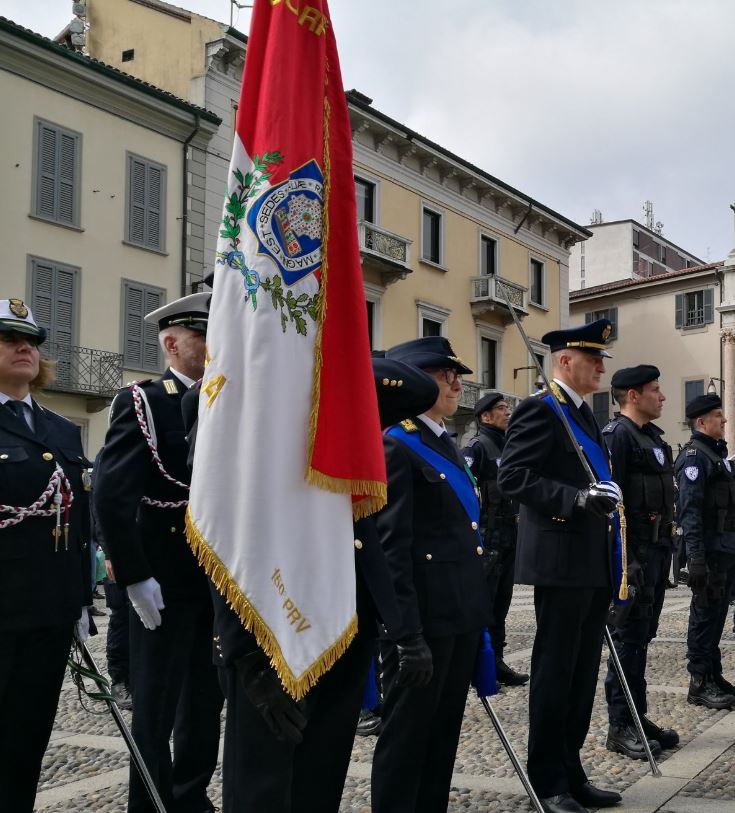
[
  {"left": 495, "top": 659, "right": 529, "bottom": 686},
  {"left": 641, "top": 716, "right": 679, "bottom": 749},
  {"left": 688, "top": 674, "right": 735, "bottom": 710},
  {"left": 713, "top": 673, "right": 735, "bottom": 696},
  {"left": 606, "top": 722, "right": 662, "bottom": 760},
  {"left": 356, "top": 709, "right": 381, "bottom": 736}
]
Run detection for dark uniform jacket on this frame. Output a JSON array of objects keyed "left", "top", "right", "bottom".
[
  {"left": 498, "top": 390, "right": 612, "bottom": 588},
  {"left": 375, "top": 418, "right": 490, "bottom": 640},
  {"left": 94, "top": 369, "right": 208, "bottom": 603},
  {"left": 675, "top": 431, "right": 735, "bottom": 558},
  {"left": 0, "top": 400, "right": 91, "bottom": 630}
]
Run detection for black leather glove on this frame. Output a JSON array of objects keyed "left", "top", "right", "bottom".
[
  {"left": 687, "top": 554, "right": 708, "bottom": 591},
  {"left": 395, "top": 633, "right": 433, "bottom": 688},
  {"left": 574, "top": 483, "right": 618, "bottom": 517},
  {"left": 235, "top": 651, "right": 307, "bottom": 744}
]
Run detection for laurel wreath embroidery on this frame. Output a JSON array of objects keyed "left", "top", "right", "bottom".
[{"left": 216, "top": 152, "right": 319, "bottom": 337}]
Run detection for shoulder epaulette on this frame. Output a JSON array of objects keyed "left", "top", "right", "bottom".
[
  {"left": 602, "top": 420, "right": 619, "bottom": 434},
  {"left": 686, "top": 448, "right": 698, "bottom": 456},
  {"left": 124, "top": 379, "right": 153, "bottom": 390},
  {"left": 399, "top": 418, "right": 419, "bottom": 433},
  {"left": 465, "top": 435, "right": 481, "bottom": 447},
  {"left": 539, "top": 381, "right": 567, "bottom": 404}
]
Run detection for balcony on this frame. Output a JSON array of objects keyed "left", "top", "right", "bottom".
[
  {"left": 458, "top": 380, "right": 521, "bottom": 414},
  {"left": 358, "top": 220, "right": 412, "bottom": 284},
  {"left": 470, "top": 275, "right": 528, "bottom": 322},
  {"left": 43, "top": 342, "right": 124, "bottom": 412}
]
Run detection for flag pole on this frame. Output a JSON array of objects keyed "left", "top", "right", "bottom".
[{"left": 495, "top": 279, "right": 661, "bottom": 777}]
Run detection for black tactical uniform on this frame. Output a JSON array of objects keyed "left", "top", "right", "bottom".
[
  {"left": 675, "top": 398, "right": 735, "bottom": 710},
  {"left": 463, "top": 407, "right": 525, "bottom": 685},
  {"left": 603, "top": 398, "right": 678, "bottom": 755}
]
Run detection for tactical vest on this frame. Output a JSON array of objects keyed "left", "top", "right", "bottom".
[
  {"left": 606, "top": 417, "right": 675, "bottom": 541},
  {"left": 685, "top": 438, "right": 735, "bottom": 534},
  {"left": 470, "top": 431, "right": 517, "bottom": 546}
]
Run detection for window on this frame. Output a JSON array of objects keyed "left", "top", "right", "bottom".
[
  {"left": 584, "top": 307, "right": 618, "bottom": 341},
  {"left": 592, "top": 392, "right": 610, "bottom": 428},
  {"left": 126, "top": 154, "right": 167, "bottom": 252},
  {"left": 480, "top": 337, "right": 497, "bottom": 388},
  {"left": 366, "top": 301, "right": 375, "bottom": 348},
  {"left": 685, "top": 379, "right": 704, "bottom": 415},
  {"left": 421, "top": 206, "right": 442, "bottom": 264},
  {"left": 29, "top": 256, "right": 79, "bottom": 386},
  {"left": 480, "top": 235, "right": 497, "bottom": 276},
  {"left": 363, "top": 282, "right": 383, "bottom": 350},
  {"left": 32, "top": 118, "right": 81, "bottom": 228},
  {"left": 354, "top": 177, "right": 375, "bottom": 223},
  {"left": 529, "top": 258, "right": 545, "bottom": 306},
  {"left": 660, "top": 245, "right": 667, "bottom": 264},
  {"left": 633, "top": 229, "right": 640, "bottom": 248},
  {"left": 416, "top": 301, "right": 449, "bottom": 338},
  {"left": 422, "top": 318, "right": 442, "bottom": 337},
  {"left": 675, "top": 289, "right": 714, "bottom": 329},
  {"left": 122, "top": 49, "right": 135, "bottom": 62},
  {"left": 122, "top": 280, "right": 165, "bottom": 372}
]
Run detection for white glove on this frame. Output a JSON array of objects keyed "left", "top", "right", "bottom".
[
  {"left": 75, "top": 606, "right": 90, "bottom": 643},
  {"left": 594, "top": 480, "right": 623, "bottom": 504},
  {"left": 127, "top": 577, "right": 165, "bottom": 630}
]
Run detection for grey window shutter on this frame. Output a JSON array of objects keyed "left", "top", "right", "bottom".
[
  {"left": 143, "top": 288, "right": 162, "bottom": 369},
  {"left": 31, "top": 260, "right": 54, "bottom": 335},
  {"left": 37, "top": 124, "right": 58, "bottom": 220},
  {"left": 58, "top": 132, "right": 77, "bottom": 224},
  {"left": 609, "top": 307, "right": 618, "bottom": 340},
  {"left": 129, "top": 158, "right": 146, "bottom": 245},
  {"left": 146, "top": 165, "right": 162, "bottom": 250},
  {"left": 55, "top": 268, "right": 75, "bottom": 346},
  {"left": 675, "top": 293, "right": 684, "bottom": 328},
  {"left": 124, "top": 283, "right": 144, "bottom": 369},
  {"left": 704, "top": 288, "right": 715, "bottom": 324}
]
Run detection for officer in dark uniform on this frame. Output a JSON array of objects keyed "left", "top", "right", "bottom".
[
  {"left": 94, "top": 293, "right": 223, "bottom": 813},
  {"left": 675, "top": 393, "right": 735, "bottom": 710},
  {"left": 371, "top": 336, "right": 491, "bottom": 813},
  {"left": 463, "top": 392, "right": 527, "bottom": 686},
  {"left": 181, "top": 355, "right": 440, "bottom": 813},
  {"left": 0, "top": 299, "right": 92, "bottom": 813},
  {"left": 498, "top": 320, "right": 622, "bottom": 813},
  {"left": 602, "top": 365, "right": 678, "bottom": 759}
]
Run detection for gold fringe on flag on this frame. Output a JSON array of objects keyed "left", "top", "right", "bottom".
[{"left": 185, "top": 506, "right": 357, "bottom": 700}]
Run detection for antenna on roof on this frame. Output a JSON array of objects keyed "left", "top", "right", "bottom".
[
  {"left": 590, "top": 209, "right": 603, "bottom": 225},
  {"left": 230, "top": 1, "right": 253, "bottom": 28},
  {"left": 643, "top": 201, "right": 654, "bottom": 230},
  {"left": 654, "top": 221, "right": 664, "bottom": 235}
]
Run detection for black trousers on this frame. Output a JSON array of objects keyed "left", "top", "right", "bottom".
[
  {"left": 528, "top": 586, "right": 610, "bottom": 798},
  {"left": 219, "top": 627, "right": 373, "bottom": 813},
  {"left": 371, "top": 630, "right": 480, "bottom": 813},
  {"left": 0, "top": 623, "right": 75, "bottom": 813},
  {"left": 488, "top": 544, "right": 516, "bottom": 660},
  {"left": 128, "top": 600, "right": 223, "bottom": 813},
  {"left": 687, "top": 551, "right": 735, "bottom": 677},
  {"left": 104, "top": 578, "right": 130, "bottom": 686},
  {"left": 605, "top": 544, "right": 671, "bottom": 723}
]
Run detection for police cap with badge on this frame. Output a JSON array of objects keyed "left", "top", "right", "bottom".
[
  {"left": 145, "top": 292, "right": 210, "bottom": 334},
  {"left": 385, "top": 336, "right": 473, "bottom": 374},
  {"left": 541, "top": 318, "right": 613, "bottom": 357},
  {"left": 0, "top": 299, "right": 46, "bottom": 343}
]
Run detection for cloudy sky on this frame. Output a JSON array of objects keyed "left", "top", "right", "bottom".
[{"left": 5, "top": 0, "right": 735, "bottom": 260}]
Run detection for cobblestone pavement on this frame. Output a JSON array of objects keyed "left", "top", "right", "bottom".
[{"left": 37, "top": 585, "right": 735, "bottom": 812}]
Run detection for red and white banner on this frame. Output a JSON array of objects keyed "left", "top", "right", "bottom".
[{"left": 186, "top": 0, "right": 386, "bottom": 698}]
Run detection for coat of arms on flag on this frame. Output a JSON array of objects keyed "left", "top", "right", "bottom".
[{"left": 186, "top": 0, "right": 386, "bottom": 699}]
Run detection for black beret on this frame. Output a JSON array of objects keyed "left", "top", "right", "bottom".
[
  {"left": 386, "top": 336, "right": 473, "bottom": 374},
  {"left": 686, "top": 393, "right": 722, "bottom": 420},
  {"left": 372, "top": 357, "right": 439, "bottom": 429},
  {"left": 474, "top": 392, "right": 505, "bottom": 418},
  {"left": 611, "top": 365, "right": 660, "bottom": 390},
  {"left": 542, "top": 319, "right": 613, "bottom": 358}
]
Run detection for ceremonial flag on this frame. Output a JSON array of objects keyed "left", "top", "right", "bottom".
[{"left": 186, "top": 0, "right": 386, "bottom": 699}]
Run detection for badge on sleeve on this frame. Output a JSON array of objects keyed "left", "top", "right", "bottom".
[
  {"left": 684, "top": 466, "right": 699, "bottom": 481},
  {"left": 464, "top": 456, "right": 474, "bottom": 468},
  {"left": 654, "top": 448, "right": 665, "bottom": 466}
]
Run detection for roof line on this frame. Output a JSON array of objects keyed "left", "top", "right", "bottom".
[
  {"left": 586, "top": 218, "right": 705, "bottom": 264},
  {"left": 570, "top": 260, "right": 724, "bottom": 298}
]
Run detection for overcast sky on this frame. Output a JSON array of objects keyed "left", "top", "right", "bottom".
[{"left": 5, "top": 0, "right": 735, "bottom": 261}]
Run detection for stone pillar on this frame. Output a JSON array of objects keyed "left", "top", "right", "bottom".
[{"left": 716, "top": 205, "right": 735, "bottom": 448}]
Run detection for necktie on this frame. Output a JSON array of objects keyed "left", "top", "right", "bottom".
[
  {"left": 578, "top": 401, "right": 598, "bottom": 436},
  {"left": 439, "top": 431, "right": 461, "bottom": 463},
  {"left": 5, "top": 400, "right": 33, "bottom": 431}
]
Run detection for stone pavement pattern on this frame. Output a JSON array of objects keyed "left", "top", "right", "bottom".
[{"left": 36, "top": 585, "right": 735, "bottom": 812}]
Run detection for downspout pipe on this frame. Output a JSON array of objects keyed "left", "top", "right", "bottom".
[{"left": 181, "top": 115, "right": 201, "bottom": 295}]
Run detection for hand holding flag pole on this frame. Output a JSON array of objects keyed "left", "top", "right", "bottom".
[{"left": 495, "top": 279, "right": 660, "bottom": 777}]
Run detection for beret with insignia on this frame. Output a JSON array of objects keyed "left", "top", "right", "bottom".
[{"left": 686, "top": 393, "right": 721, "bottom": 420}]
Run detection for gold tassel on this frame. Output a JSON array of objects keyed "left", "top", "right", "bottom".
[
  {"left": 184, "top": 506, "right": 357, "bottom": 700},
  {"left": 617, "top": 501, "right": 628, "bottom": 600}
]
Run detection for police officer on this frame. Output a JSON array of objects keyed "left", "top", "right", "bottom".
[
  {"left": 0, "top": 299, "right": 92, "bottom": 813},
  {"left": 181, "top": 355, "right": 440, "bottom": 813},
  {"left": 675, "top": 393, "right": 735, "bottom": 710},
  {"left": 94, "top": 293, "right": 223, "bottom": 813},
  {"left": 463, "top": 392, "right": 527, "bottom": 686},
  {"left": 602, "top": 365, "right": 678, "bottom": 759},
  {"left": 498, "top": 320, "right": 622, "bottom": 813},
  {"left": 371, "top": 336, "right": 491, "bottom": 813}
]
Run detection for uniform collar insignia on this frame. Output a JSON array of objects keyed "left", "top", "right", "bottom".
[
  {"left": 548, "top": 381, "right": 567, "bottom": 404},
  {"left": 399, "top": 418, "right": 418, "bottom": 433},
  {"left": 163, "top": 379, "right": 179, "bottom": 395}
]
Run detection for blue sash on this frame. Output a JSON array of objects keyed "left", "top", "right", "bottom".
[
  {"left": 541, "top": 395, "right": 625, "bottom": 604},
  {"left": 386, "top": 424, "right": 482, "bottom": 544}
]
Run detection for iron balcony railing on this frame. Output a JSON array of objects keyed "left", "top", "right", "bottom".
[
  {"left": 43, "top": 342, "right": 123, "bottom": 398},
  {"left": 358, "top": 220, "right": 412, "bottom": 269},
  {"left": 470, "top": 275, "right": 528, "bottom": 314},
  {"left": 459, "top": 380, "right": 521, "bottom": 413}
]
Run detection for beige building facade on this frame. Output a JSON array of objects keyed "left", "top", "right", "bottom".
[
  {"left": 0, "top": 17, "right": 219, "bottom": 454},
  {"left": 570, "top": 262, "right": 724, "bottom": 451}
]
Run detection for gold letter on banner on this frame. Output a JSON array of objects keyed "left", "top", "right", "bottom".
[{"left": 202, "top": 374, "right": 226, "bottom": 407}]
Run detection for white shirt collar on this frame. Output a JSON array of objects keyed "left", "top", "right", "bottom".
[
  {"left": 417, "top": 413, "right": 446, "bottom": 437},
  {"left": 170, "top": 369, "right": 196, "bottom": 389},
  {"left": 0, "top": 392, "right": 33, "bottom": 408},
  {"left": 553, "top": 378, "right": 584, "bottom": 408}
]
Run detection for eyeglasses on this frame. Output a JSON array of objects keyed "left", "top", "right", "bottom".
[
  {"left": 0, "top": 332, "right": 41, "bottom": 347},
  {"left": 428, "top": 368, "right": 463, "bottom": 385}
]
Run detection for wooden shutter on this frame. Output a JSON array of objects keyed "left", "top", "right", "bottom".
[
  {"left": 35, "top": 121, "right": 78, "bottom": 225},
  {"left": 608, "top": 307, "right": 618, "bottom": 340},
  {"left": 129, "top": 158, "right": 146, "bottom": 245},
  {"left": 146, "top": 165, "right": 162, "bottom": 250},
  {"left": 58, "top": 133, "right": 77, "bottom": 223},
  {"left": 37, "top": 124, "right": 58, "bottom": 219},
  {"left": 143, "top": 288, "right": 162, "bottom": 369},
  {"left": 123, "top": 282, "right": 164, "bottom": 371},
  {"left": 704, "top": 288, "right": 715, "bottom": 324},
  {"left": 31, "top": 259, "right": 54, "bottom": 335},
  {"left": 127, "top": 156, "right": 165, "bottom": 251},
  {"left": 675, "top": 293, "right": 684, "bottom": 329}
]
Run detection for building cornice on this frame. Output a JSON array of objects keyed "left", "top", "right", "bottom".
[{"left": 570, "top": 268, "right": 720, "bottom": 305}]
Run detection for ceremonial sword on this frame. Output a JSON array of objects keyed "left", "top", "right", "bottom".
[{"left": 495, "top": 279, "right": 662, "bottom": 777}]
